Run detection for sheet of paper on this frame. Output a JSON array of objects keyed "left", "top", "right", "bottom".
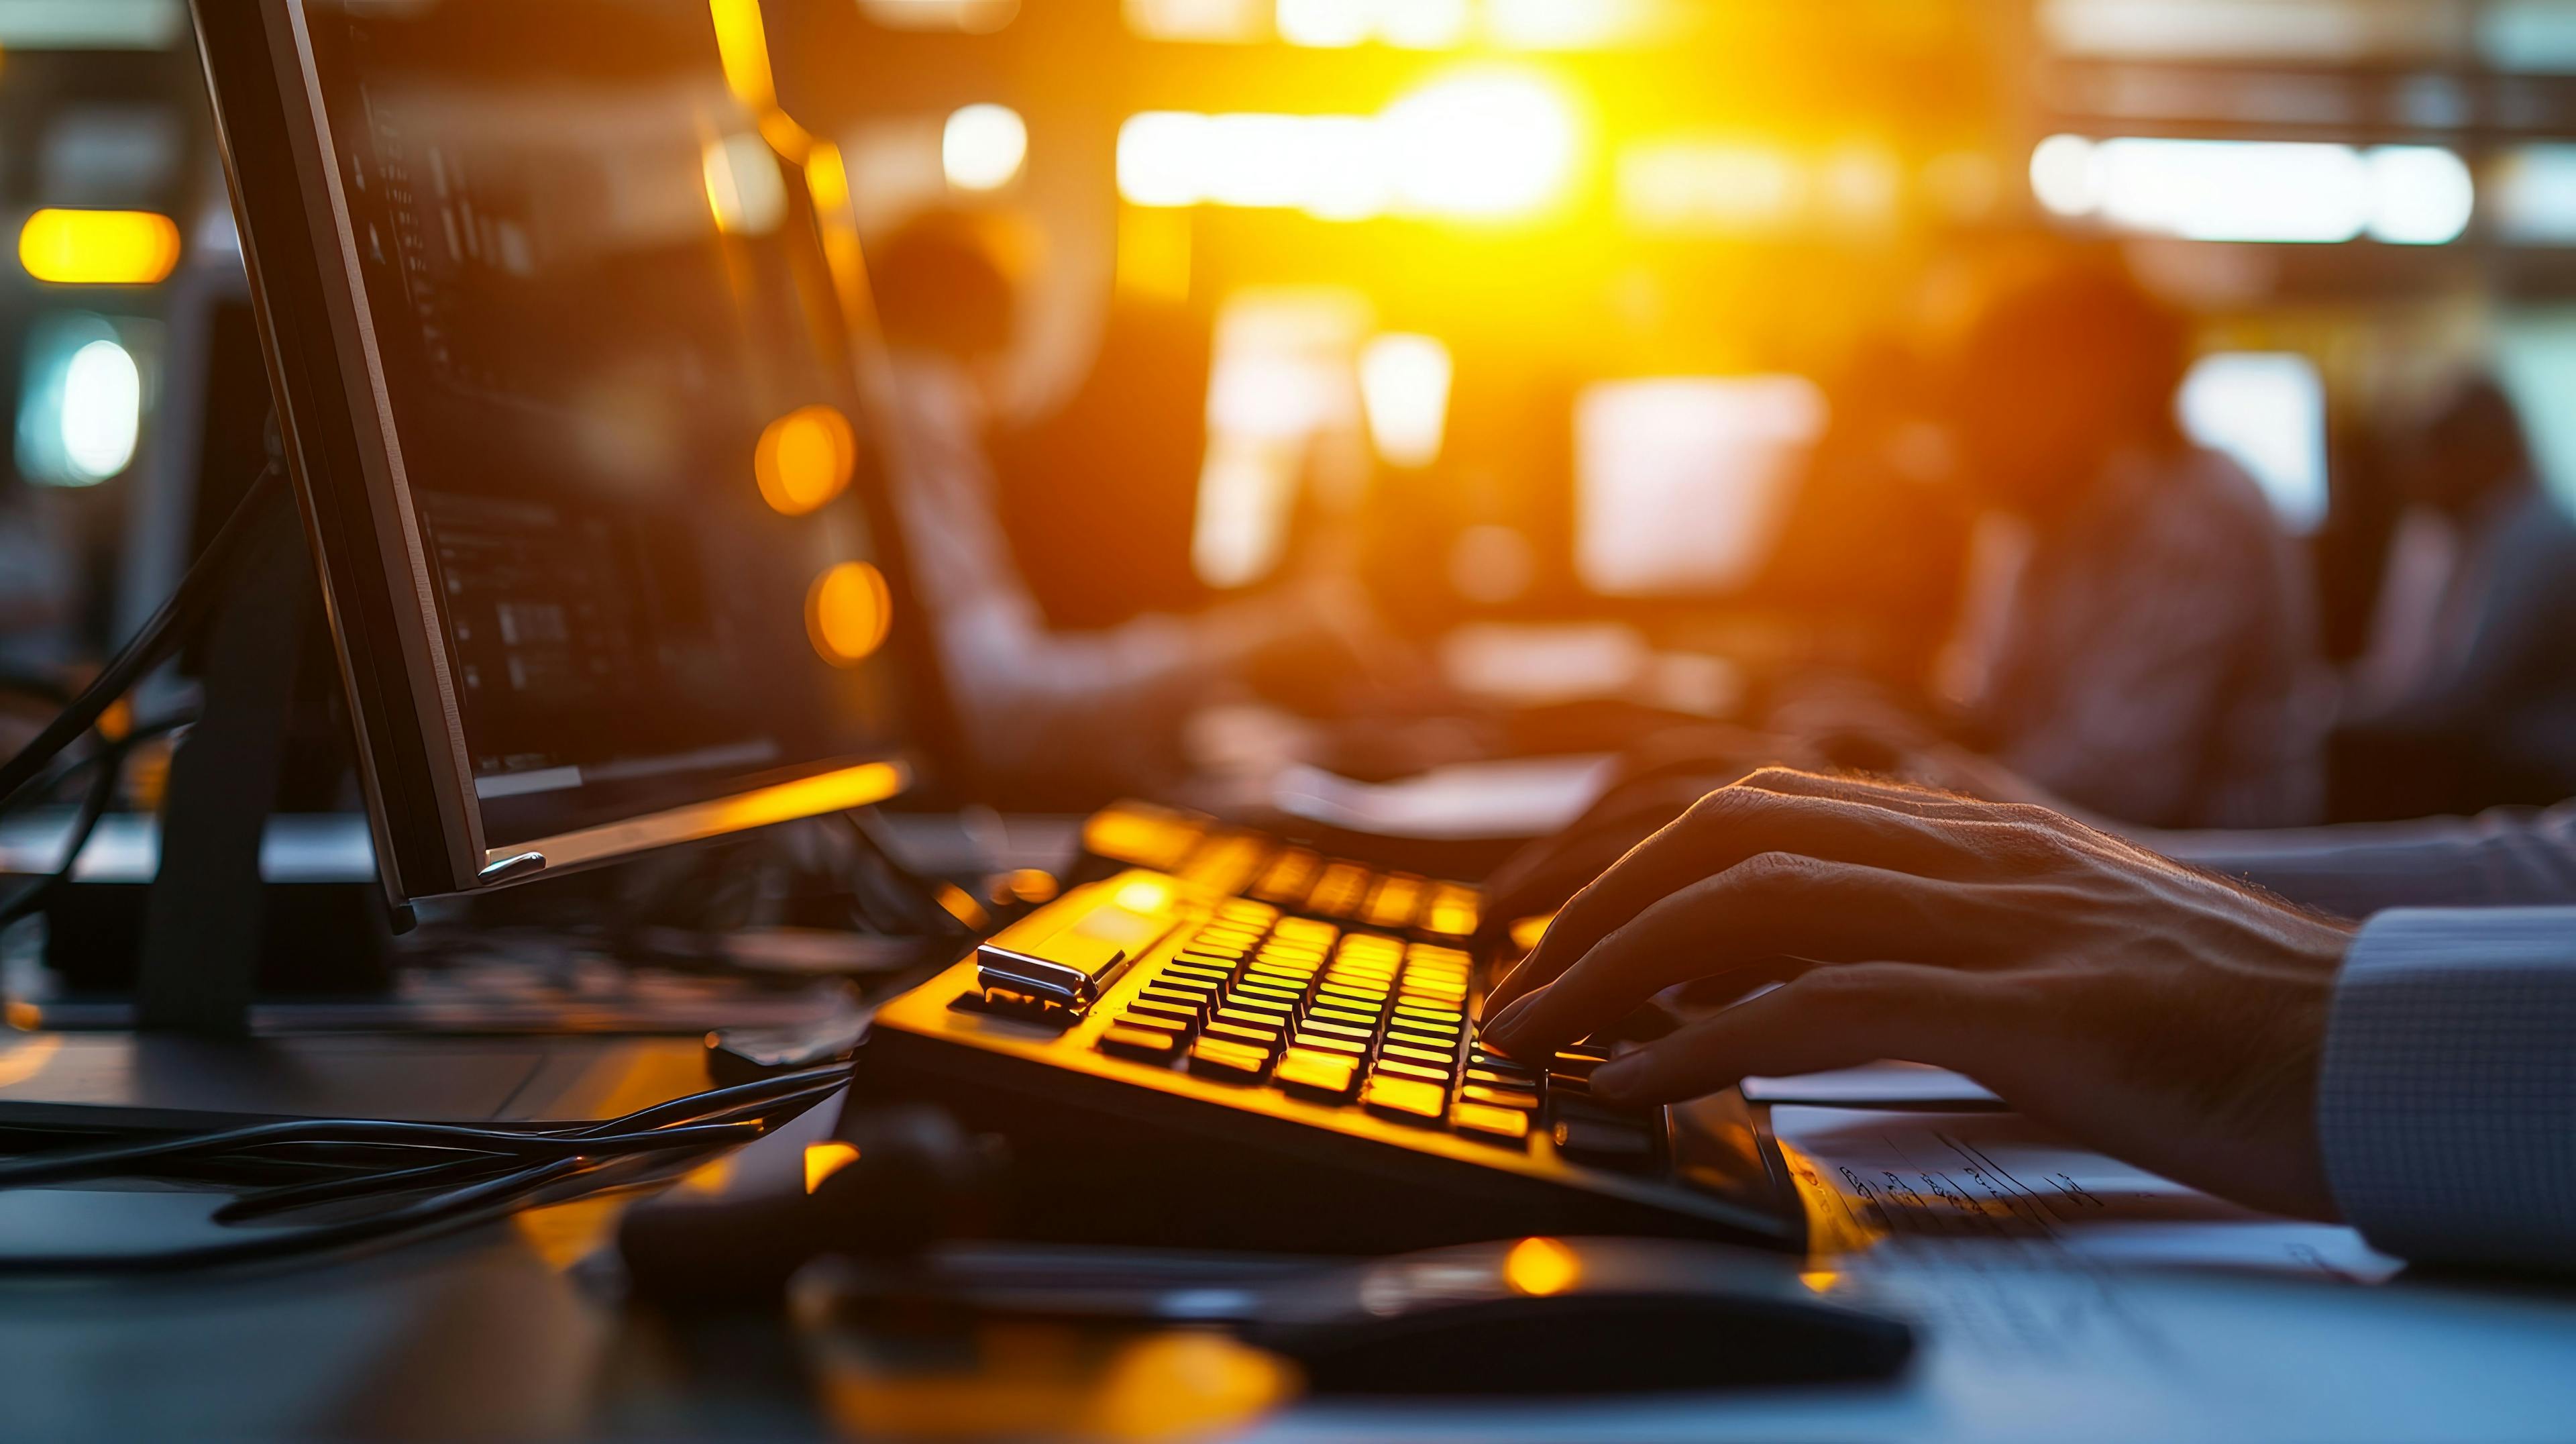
[
  {"left": 1741, "top": 1062, "right": 2000, "bottom": 1106},
  {"left": 1769, "top": 1104, "right": 2398, "bottom": 1282},
  {"left": 1271, "top": 755, "right": 1615, "bottom": 840}
]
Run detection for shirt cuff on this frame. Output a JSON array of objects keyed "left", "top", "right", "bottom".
[{"left": 2318, "top": 909, "right": 2576, "bottom": 1270}]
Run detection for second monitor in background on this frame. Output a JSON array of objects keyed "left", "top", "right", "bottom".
[{"left": 1573, "top": 374, "right": 1829, "bottom": 600}]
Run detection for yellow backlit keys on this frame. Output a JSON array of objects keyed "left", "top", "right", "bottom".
[
  {"left": 1273, "top": 1048, "right": 1360, "bottom": 1102},
  {"left": 1450, "top": 1102, "right": 1532, "bottom": 1146},
  {"left": 1360, "top": 1074, "right": 1447, "bottom": 1123}
]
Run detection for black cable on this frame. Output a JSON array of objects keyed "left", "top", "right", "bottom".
[
  {"left": 0, "top": 1155, "right": 602, "bottom": 1276},
  {"left": 564, "top": 1064, "right": 848, "bottom": 1136},
  {"left": 0, "top": 717, "right": 190, "bottom": 930},
  {"left": 0, "top": 712, "right": 190, "bottom": 820},
  {"left": 210, "top": 1080, "right": 845, "bottom": 1223},
  {"left": 0, "top": 462, "right": 284, "bottom": 806},
  {"left": 35, "top": 1083, "right": 843, "bottom": 1272},
  {"left": 0, "top": 1117, "right": 772, "bottom": 1189},
  {"left": 25, "top": 1068, "right": 843, "bottom": 1203}
]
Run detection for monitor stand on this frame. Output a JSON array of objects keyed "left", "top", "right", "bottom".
[{"left": 48, "top": 488, "right": 401, "bottom": 1038}]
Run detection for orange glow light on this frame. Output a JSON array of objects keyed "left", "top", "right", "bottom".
[
  {"left": 756, "top": 405, "right": 857, "bottom": 514},
  {"left": 806, "top": 561, "right": 894, "bottom": 666},
  {"left": 804, "top": 1141, "right": 861, "bottom": 1194},
  {"left": 708, "top": 0, "right": 777, "bottom": 111},
  {"left": 19, "top": 209, "right": 181, "bottom": 286},
  {"left": 1501, "top": 1236, "right": 1581, "bottom": 1296}
]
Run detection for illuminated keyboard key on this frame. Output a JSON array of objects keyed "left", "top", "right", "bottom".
[
  {"left": 1371, "top": 1058, "right": 1451, "bottom": 1084},
  {"left": 1189, "top": 1037, "right": 1269, "bottom": 1082},
  {"left": 1138, "top": 986, "right": 1212, "bottom": 1012},
  {"left": 1216, "top": 990, "right": 1288, "bottom": 1016},
  {"left": 1216, "top": 898, "right": 1280, "bottom": 927},
  {"left": 1307, "top": 1006, "right": 1381, "bottom": 1030},
  {"left": 1293, "top": 1033, "right": 1367, "bottom": 1055},
  {"left": 1315, "top": 985, "right": 1387, "bottom": 1007},
  {"left": 1273, "top": 1048, "right": 1360, "bottom": 1101},
  {"left": 1459, "top": 1083, "right": 1540, "bottom": 1111},
  {"left": 1421, "top": 884, "right": 1481, "bottom": 938},
  {"left": 1251, "top": 848, "right": 1318, "bottom": 905},
  {"left": 1379, "top": 1042, "right": 1456, "bottom": 1068},
  {"left": 1162, "top": 962, "right": 1232, "bottom": 983},
  {"left": 1232, "top": 982, "right": 1305, "bottom": 1005},
  {"left": 1450, "top": 1102, "right": 1531, "bottom": 1145},
  {"left": 1392, "top": 1005, "right": 1465, "bottom": 1027},
  {"left": 1098, "top": 1024, "right": 1183, "bottom": 1063},
  {"left": 1384, "top": 1028, "right": 1457, "bottom": 1051},
  {"left": 1362, "top": 874, "right": 1424, "bottom": 930},
  {"left": 1300, "top": 1019, "right": 1374, "bottom": 1042},
  {"left": 1360, "top": 1074, "right": 1448, "bottom": 1123},
  {"left": 1118, "top": 1004, "right": 1195, "bottom": 1033},
  {"left": 1307, "top": 863, "right": 1373, "bottom": 918},
  {"left": 1126, "top": 998, "right": 1202, "bottom": 1028},
  {"left": 1204, "top": 1019, "right": 1282, "bottom": 1051}
]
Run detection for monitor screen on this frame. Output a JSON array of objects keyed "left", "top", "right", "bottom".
[
  {"left": 274, "top": 0, "right": 911, "bottom": 866},
  {"left": 1573, "top": 375, "right": 1827, "bottom": 598}
]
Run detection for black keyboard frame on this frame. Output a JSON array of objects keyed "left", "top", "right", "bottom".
[{"left": 862, "top": 857, "right": 1809, "bottom": 1255}]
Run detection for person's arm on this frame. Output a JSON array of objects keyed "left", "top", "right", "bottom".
[
  {"left": 2165, "top": 802, "right": 2576, "bottom": 917},
  {"left": 2319, "top": 909, "right": 2576, "bottom": 1270},
  {"left": 1480, "top": 770, "right": 2576, "bottom": 1261},
  {"left": 881, "top": 358, "right": 1220, "bottom": 793}
]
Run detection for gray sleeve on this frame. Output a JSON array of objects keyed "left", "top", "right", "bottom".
[
  {"left": 881, "top": 360, "right": 1214, "bottom": 795},
  {"left": 2318, "top": 909, "right": 2576, "bottom": 1270},
  {"left": 2165, "top": 803, "right": 2576, "bottom": 918}
]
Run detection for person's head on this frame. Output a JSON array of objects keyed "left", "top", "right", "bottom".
[
  {"left": 2402, "top": 374, "right": 2534, "bottom": 517},
  {"left": 1948, "top": 248, "right": 2190, "bottom": 519},
  {"left": 867, "top": 207, "right": 1024, "bottom": 384}
]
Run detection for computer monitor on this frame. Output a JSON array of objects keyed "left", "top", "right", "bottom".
[
  {"left": 1572, "top": 375, "right": 1827, "bottom": 599},
  {"left": 193, "top": 0, "right": 921, "bottom": 903}
]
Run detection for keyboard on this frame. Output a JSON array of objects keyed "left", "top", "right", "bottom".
[{"left": 861, "top": 803, "right": 1806, "bottom": 1255}]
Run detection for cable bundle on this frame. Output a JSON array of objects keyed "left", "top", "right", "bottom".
[{"left": 0, "top": 1064, "right": 847, "bottom": 1274}]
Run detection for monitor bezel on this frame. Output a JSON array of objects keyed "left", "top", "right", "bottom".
[{"left": 191, "top": 0, "right": 915, "bottom": 904}]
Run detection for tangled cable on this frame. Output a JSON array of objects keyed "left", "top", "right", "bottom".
[{"left": 0, "top": 1064, "right": 849, "bottom": 1274}]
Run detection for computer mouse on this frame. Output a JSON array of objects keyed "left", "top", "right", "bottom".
[{"left": 1241, "top": 1236, "right": 1913, "bottom": 1396}]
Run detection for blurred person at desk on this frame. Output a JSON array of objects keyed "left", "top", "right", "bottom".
[
  {"left": 1478, "top": 254, "right": 2332, "bottom": 913},
  {"left": 1774, "top": 249, "right": 2328, "bottom": 831},
  {"left": 1481, "top": 767, "right": 2576, "bottom": 1272},
  {"left": 865, "top": 209, "right": 1422, "bottom": 806},
  {"left": 2333, "top": 373, "right": 2576, "bottom": 821}
]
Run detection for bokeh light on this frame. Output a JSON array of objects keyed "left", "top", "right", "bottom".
[
  {"left": 703, "top": 132, "right": 788, "bottom": 234},
  {"left": 2031, "top": 135, "right": 2475, "bottom": 246},
  {"left": 1382, "top": 68, "right": 1580, "bottom": 220},
  {"left": 756, "top": 405, "right": 857, "bottom": 515},
  {"left": 944, "top": 103, "right": 1029, "bottom": 191},
  {"left": 60, "top": 339, "right": 141, "bottom": 482},
  {"left": 1359, "top": 333, "right": 1453, "bottom": 468},
  {"left": 18, "top": 209, "right": 181, "bottom": 286},
  {"left": 806, "top": 560, "right": 894, "bottom": 666},
  {"left": 1115, "top": 66, "right": 1577, "bottom": 222}
]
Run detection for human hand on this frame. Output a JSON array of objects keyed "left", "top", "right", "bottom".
[
  {"left": 1480, "top": 769, "right": 2356, "bottom": 1221},
  {"left": 1470, "top": 727, "right": 1831, "bottom": 954}
]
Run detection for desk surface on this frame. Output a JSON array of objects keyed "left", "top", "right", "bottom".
[{"left": 3, "top": 1046, "right": 2575, "bottom": 1441}]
